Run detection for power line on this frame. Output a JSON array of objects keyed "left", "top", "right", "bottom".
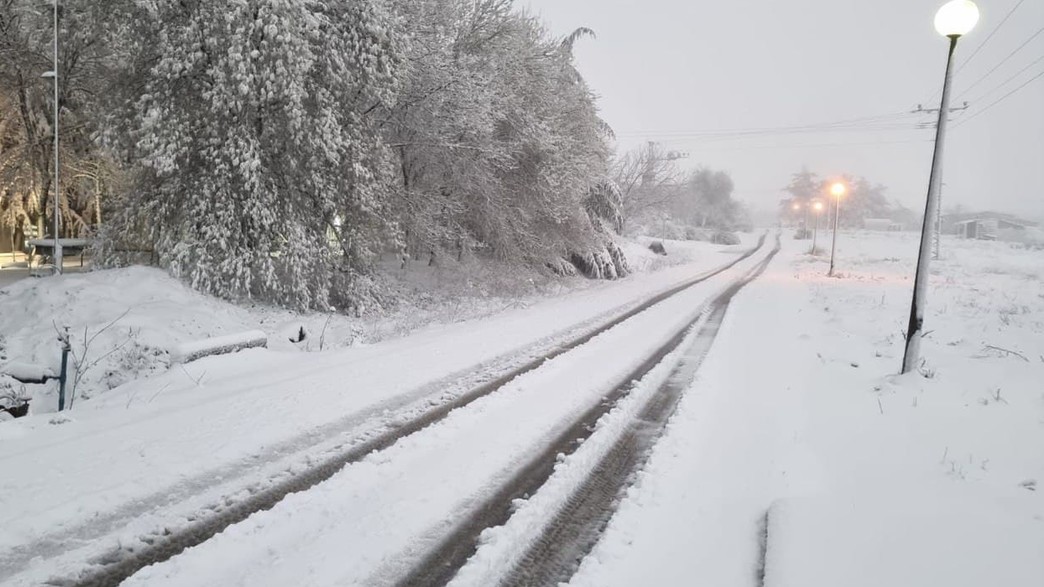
[
  {"left": 616, "top": 114, "right": 923, "bottom": 142},
  {"left": 968, "top": 54, "right": 1044, "bottom": 103},
  {"left": 628, "top": 124, "right": 922, "bottom": 140},
  {"left": 956, "top": 25, "right": 1044, "bottom": 98},
  {"left": 613, "top": 108, "right": 918, "bottom": 133},
  {"left": 955, "top": 0, "right": 1026, "bottom": 74},
  {"left": 955, "top": 69, "right": 1044, "bottom": 127},
  {"left": 651, "top": 137, "right": 932, "bottom": 152}
]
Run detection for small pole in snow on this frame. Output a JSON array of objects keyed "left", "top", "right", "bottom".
[
  {"left": 57, "top": 327, "right": 70, "bottom": 411},
  {"left": 827, "top": 182, "right": 846, "bottom": 276}
]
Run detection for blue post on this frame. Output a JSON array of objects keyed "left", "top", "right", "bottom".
[{"left": 58, "top": 328, "right": 70, "bottom": 411}]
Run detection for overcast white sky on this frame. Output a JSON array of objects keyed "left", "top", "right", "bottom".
[{"left": 523, "top": 0, "right": 1044, "bottom": 219}]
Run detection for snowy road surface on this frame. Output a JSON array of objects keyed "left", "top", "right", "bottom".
[
  {"left": 0, "top": 238, "right": 762, "bottom": 586},
  {"left": 114, "top": 240, "right": 779, "bottom": 587}
]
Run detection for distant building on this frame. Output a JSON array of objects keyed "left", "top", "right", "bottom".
[{"left": 947, "top": 212, "right": 1038, "bottom": 241}]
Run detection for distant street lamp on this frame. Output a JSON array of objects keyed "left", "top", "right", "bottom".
[
  {"left": 811, "top": 200, "right": 824, "bottom": 254},
  {"left": 827, "top": 181, "right": 845, "bottom": 276},
  {"left": 902, "top": 0, "right": 979, "bottom": 374}
]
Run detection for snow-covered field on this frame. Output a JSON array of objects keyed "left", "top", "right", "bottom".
[
  {"left": 1, "top": 230, "right": 1041, "bottom": 586},
  {"left": 568, "top": 232, "right": 1044, "bottom": 587}
]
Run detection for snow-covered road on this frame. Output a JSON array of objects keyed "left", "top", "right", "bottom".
[
  {"left": 0, "top": 238, "right": 764, "bottom": 586},
  {"left": 113, "top": 240, "right": 780, "bottom": 587}
]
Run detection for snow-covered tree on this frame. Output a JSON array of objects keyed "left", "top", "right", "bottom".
[
  {"left": 611, "top": 142, "right": 685, "bottom": 231},
  {"left": 681, "top": 167, "right": 740, "bottom": 229},
  {"left": 384, "top": 2, "right": 613, "bottom": 270},
  {"left": 103, "top": 0, "right": 401, "bottom": 310},
  {"left": 83, "top": 0, "right": 622, "bottom": 309},
  {"left": 0, "top": 0, "right": 115, "bottom": 243}
]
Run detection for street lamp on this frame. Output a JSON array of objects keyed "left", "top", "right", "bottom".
[
  {"left": 811, "top": 200, "right": 824, "bottom": 254},
  {"left": 902, "top": 0, "right": 979, "bottom": 374},
  {"left": 827, "top": 181, "right": 845, "bottom": 276},
  {"left": 44, "top": 0, "right": 62, "bottom": 275}
]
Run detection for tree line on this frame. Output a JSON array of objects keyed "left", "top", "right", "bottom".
[
  {"left": 780, "top": 168, "right": 917, "bottom": 230},
  {"left": 1, "top": 0, "right": 626, "bottom": 310},
  {"left": 611, "top": 141, "right": 751, "bottom": 239}
]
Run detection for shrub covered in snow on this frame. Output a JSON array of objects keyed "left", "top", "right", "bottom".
[
  {"left": 648, "top": 241, "right": 667, "bottom": 256},
  {"left": 0, "top": 374, "right": 30, "bottom": 418}
]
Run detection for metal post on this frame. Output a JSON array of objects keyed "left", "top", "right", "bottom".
[
  {"left": 51, "top": 0, "right": 62, "bottom": 275},
  {"left": 811, "top": 210, "right": 819, "bottom": 254},
  {"left": 58, "top": 339, "right": 69, "bottom": 411},
  {"left": 933, "top": 171, "right": 944, "bottom": 260},
  {"left": 828, "top": 194, "right": 841, "bottom": 276},
  {"left": 903, "top": 35, "right": 959, "bottom": 374}
]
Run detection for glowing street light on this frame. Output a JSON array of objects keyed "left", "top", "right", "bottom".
[
  {"left": 934, "top": 0, "right": 979, "bottom": 36},
  {"left": 902, "top": 0, "right": 979, "bottom": 374},
  {"left": 827, "top": 181, "right": 845, "bottom": 276}
]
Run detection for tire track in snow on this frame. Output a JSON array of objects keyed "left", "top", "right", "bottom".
[
  {"left": 394, "top": 235, "right": 780, "bottom": 587},
  {"left": 498, "top": 235, "right": 781, "bottom": 587},
  {"left": 46, "top": 237, "right": 768, "bottom": 587}
]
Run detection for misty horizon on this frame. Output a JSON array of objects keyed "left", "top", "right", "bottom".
[{"left": 525, "top": 0, "right": 1044, "bottom": 220}]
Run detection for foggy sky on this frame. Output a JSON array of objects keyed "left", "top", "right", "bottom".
[{"left": 523, "top": 0, "right": 1044, "bottom": 220}]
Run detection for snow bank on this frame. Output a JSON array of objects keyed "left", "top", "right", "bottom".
[
  {"left": 616, "top": 234, "right": 753, "bottom": 273},
  {"left": 0, "top": 234, "right": 754, "bottom": 414},
  {"left": 171, "top": 330, "right": 268, "bottom": 364},
  {"left": 0, "top": 266, "right": 283, "bottom": 411}
]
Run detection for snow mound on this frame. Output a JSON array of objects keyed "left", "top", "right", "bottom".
[
  {"left": 0, "top": 266, "right": 279, "bottom": 410},
  {"left": 765, "top": 494, "right": 1044, "bottom": 587},
  {"left": 0, "top": 361, "right": 56, "bottom": 383}
]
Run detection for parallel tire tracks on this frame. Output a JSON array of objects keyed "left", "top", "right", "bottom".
[
  {"left": 501, "top": 235, "right": 781, "bottom": 587},
  {"left": 396, "top": 236, "right": 780, "bottom": 587},
  {"left": 53, "top": 237, "right": 767, "bottom": 587}
]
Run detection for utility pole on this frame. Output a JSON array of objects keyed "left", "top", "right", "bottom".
[
  {"left": 641, "top": 141, "right": 688, "bottom": 185},
  {"left": 913, "top": 101, "right": 969, "bottom": 260},
  {"left": 643, "top": 142, "right": 688, "bottom": 245}
]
